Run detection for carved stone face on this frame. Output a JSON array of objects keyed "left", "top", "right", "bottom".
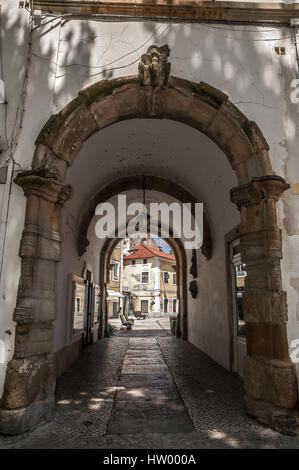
[
  {"left": 151, "top": 55, "right": 159, "bottom": 66},
  {"left": 141, "top": 54, "right": 151, "bottom": 66}
]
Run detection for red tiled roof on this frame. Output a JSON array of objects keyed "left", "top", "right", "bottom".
[{"left": 124, "top": 245, "right": 175, "bottom": 261}]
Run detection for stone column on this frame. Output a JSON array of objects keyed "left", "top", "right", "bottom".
[
  {"left": 231, "top": 176, "right": 299, "bottom": 434},
  {"left": 0, "top": 170, "right": 71, "bottom": 434}
]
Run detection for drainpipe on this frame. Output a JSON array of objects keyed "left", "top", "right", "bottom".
[{"left": 0, "top": 157, "right": 14, "bottom": 283}]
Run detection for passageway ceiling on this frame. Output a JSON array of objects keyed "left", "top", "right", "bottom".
[{"left": 65, "top": 118, "right": 239, "bottom": 235}]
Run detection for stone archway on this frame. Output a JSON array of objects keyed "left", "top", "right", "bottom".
[
  {"left": 76, "top": 174, "right": 212, "bottom": 343},
  {"left": 77, "top": 175, "right": 212, "bottom": 261},
  {"left": 99, "top": 228, "right": 188, "bottom": 342},
  {"left": 0, "top": 45, "right": 298, "bottom": 435}
]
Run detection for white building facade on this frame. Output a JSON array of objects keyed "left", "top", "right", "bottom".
[
  {"left": 0, "top": 0, "right": 299, "bottom": 434},
  {"left": 123, "top": 242, "right": 177, "bottom": 317}
]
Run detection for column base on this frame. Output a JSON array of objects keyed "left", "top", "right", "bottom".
[
  {"left": 0, "top": 392, "right": 55, "bottom": 435},
  {"left": 246, "top": 396, "right": 299, "bottom": 436}
]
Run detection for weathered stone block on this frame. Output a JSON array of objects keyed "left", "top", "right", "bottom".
[
  {"left": 246, "top": 323, "right": 289, "bottom": 359},
  {"left": 20, "top": 228, "right": 62, "bottom": 261},
  {"left": 243, "top": 290, "right": 287, "bottom": 324},
  {"left": 240, "top": 229, "right": 282, "bottom": 264},
  {"left": 246, "top": 396, "right": 299, "bottom": 435},
  {"left": 79, "top": 79, "right": 111, "bottom": 104},
  {"left": 243, "top": 120, "right": 270, "bottom": 153},
  {"left": 89, "top": 94, "right": 119, "bottom": 129},
  {"left": 14, "top": 293, "right": 56, "bottom": 324},
  {"left": 206, "top": 103, "right": 247, "bottom": 151},
  {"left": 35, "top": 113, "right": 64, "bottom": 148},
  {"left": 245, "top": 263, "right": 282, "bottom": 291},
  {"left": 1, "top": 355, "right": 56, "bottom": 410},
  {"left": 112, "top": 84, "right": 142, "bottom": 120},
  {"left": 244, "top": 356, "right": 298, "bottom": 408},
  {"left": 196, "top": 81, "right": 228, "bottom": 106},
  {"left": 33, "top": 144, "right": 68, "bottom": 182},
  {"left": 225, "top": 129, "right": 255, "bottom": 166},
  {"left": 186, "top": 95, "right": 217, "bottom": 132},
  {"left": 52, "top": 104, "right": 98, "bottom": 164},
  {"left": 14, "top": 323, "right": 53, "bottom": 358},
  {"left": 164, "top": 87, "right": 193, "bottom": 121},
  {"left": 0, "top": 392, "right": 55, "bottom": 435}
]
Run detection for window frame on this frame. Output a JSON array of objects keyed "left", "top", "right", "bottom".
[
  {"left": 163, "top": 271, "right": 169, "bottom": 284},
  {"left": 113, "top": 260, "right": 120, "bottom": 281},
  {"left": 141, "top": 271, "right": 149, "bottom": 284}
]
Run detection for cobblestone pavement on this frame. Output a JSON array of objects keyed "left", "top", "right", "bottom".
[{"left": 1, "top": 318, "right": 299, "bottom": 449}]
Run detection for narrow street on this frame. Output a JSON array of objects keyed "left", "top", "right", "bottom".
[{"left": 1, "top": 319, "right": 299, "bottom": 449}]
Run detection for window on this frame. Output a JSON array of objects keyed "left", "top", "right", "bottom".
[
  {"left": 131, "top": 259, "right": 136, "bottom": 265},
  {"left": 173, "top": 299, "right": 177, "bottom": 313},
  {"left": 163, "top": 272, "right": 169, "bottom": 284},
  {"left": 113, "top": 261, "right": 120, "bottom": 280},
  {"left": 164, "top": 298, "right": 169, "bottom": 313},
  {"left": 172, "top": 273, "right": 176, "bottom": 285},
  {"left": 143, "top": 258, "right": 147, "bottom": 264},
  {"left": 76, "top": 298, "right": 80, "bottom": 312},
  {"left": 141, "top": 272, "right": 149, "bottom": 283}
]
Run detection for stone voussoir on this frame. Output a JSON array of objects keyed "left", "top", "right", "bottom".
[
  {"left": 196, "top": 81, "right": 229, "bottom": 107},
  {"left": 163, "top": 87, "right": 194, "bottom": 121},
  {"left": 32, "top": 144, "right": 68, "bottom": 182},
  {"left": 112, "top": 82, "right": 144, "bottom": 120},
  {"left": 206, "top": 101, "right": 249, "bottom": 152},
  {"left": 51, "top": 104, "right": 98, "bottom": 164}
]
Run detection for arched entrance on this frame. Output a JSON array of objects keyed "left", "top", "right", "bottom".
[
  {"left": 77, "top": 174, "right": 212, "bottom": 344},
  {"left": 0, "top": 45, "right": 297, "bottom": 435},
  {"left": 99, "top": 230, "right": 187, "bottom": 341}
]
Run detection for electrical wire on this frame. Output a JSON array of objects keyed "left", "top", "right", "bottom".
[
  {"left": 1, "top": 6, "right": 296, "bottom": 156},
  {"left": 31, "top": 24, "right": 165, "bottom": 70},
  {"left": 29, "top": 20, "right": 293, "bottom": 81},
  {"left": 199, "top": 23, "right": 293, "bottom": 42}
]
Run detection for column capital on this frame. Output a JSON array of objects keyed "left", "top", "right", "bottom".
[
  {"left": 231, "top": 176, "right": 289, "bottom": 209},
  {"left": 14, "top": 169, "right": 72, "bottom": 206}
]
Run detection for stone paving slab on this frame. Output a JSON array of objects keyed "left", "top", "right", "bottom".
[
  {"left": 118, "top": 374, "right": 175, "bottom": 388},
  {"left": 107, "top": 399, "right": 195, "bottom": 434},
  {"left": 127, "top": 344, "right": 160, "bottom": 350},
  {"left": 121, "top": 364, "right": 169, "bottom": 375},
  {"left": 108, "top": 337, "right": 194, "bottom": 434},
  {"left": 125, "top": 350, "right": 164, "bottom": 358},
  {"left": 115, "top": 385, "right": 180, "bottom": 401},
  {"left": 123, "top": 356, "right": 165, "bottom": 365}
]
